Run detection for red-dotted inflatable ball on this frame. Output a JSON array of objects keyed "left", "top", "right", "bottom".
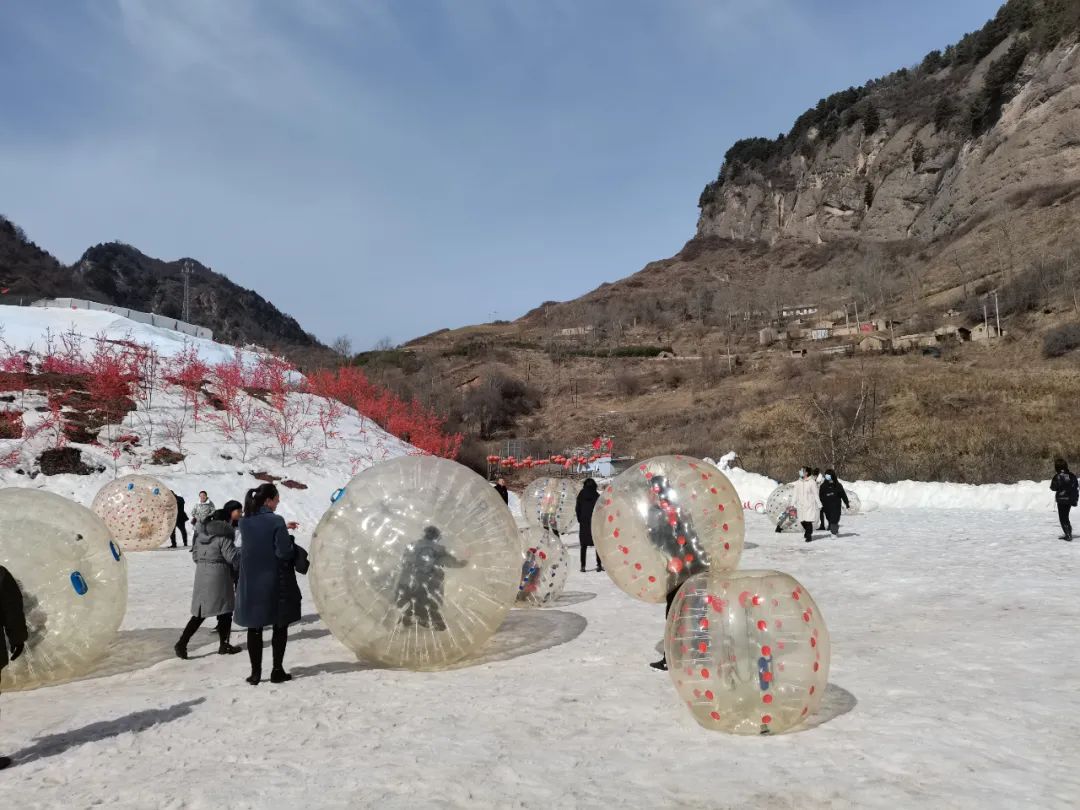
[
  {"left": 515, "top": 527, "right": 569, "bottom": 608},
  {"left": 665, "top": 570, "right": 830, "bottom": 734},
  {"left": 764, "top": 483, "right": 799, "bottom": 532},
  {"left": 91, "top": 474, "right": 177, "bottom": 552},
  {"left": 592, "top": 455, "right": 744, "bottom": 603},
  {"left": 521, "top": 477, "right": 581, "bottom": 534},
  {"left": 0, "top": 489, "right": 128, "bottom": 691},
  {"left": 310, "top": 456, "right": 521, "bottom": 670}
]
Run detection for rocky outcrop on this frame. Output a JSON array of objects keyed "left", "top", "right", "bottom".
[{"left": 697, "top": 42, "right": 1080, "bottom": 246}]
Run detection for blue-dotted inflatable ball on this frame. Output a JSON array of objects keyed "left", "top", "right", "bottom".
[
  {"left": 0, "top": 489, "right": 128, "bottom": 690},
  {"left": 665, "top": 569, "right": 830, "bottom": 734},
  {"left": 91, "top": 474, "right": 177, "bottom": 551},
  {"left": 515, "top": 527, "right": 569, "bottom": 608}
]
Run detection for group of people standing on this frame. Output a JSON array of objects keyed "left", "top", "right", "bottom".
[
  {"left": 784, "top": 466, "right": 850, "bottom": 543},
  {"left": 174, "top": 482, "right": 308, "bottom": 686}
]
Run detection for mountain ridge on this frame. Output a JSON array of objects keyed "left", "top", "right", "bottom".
[{"left": 0, "top": 216, "right": 322, "bottom": 356}]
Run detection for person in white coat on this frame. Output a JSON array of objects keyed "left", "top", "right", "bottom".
[{"left": 793, "top": 467, "right": 822, "bottom": 543}]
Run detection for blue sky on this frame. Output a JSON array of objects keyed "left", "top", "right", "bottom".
[{"left": 0, "top": 0, "right": 1002, "bottom": 348}]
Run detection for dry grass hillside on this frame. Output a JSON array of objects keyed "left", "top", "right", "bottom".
[{"left": 376, "top": 183, "right": 1080, "bottom": 486}]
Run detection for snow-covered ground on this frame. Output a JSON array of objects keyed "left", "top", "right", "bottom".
[
  {"left": 1, "top": 508, "right": 1078, "bottom": 809},
  {"left": 0, "top": 305, "right": 414, "bottom": 530},
  {"left": 2, "top": 307, "right": 1078, "bottom": 807},
  {"left": 708, "top": 453, "right": 1057, "bottom": 514}
]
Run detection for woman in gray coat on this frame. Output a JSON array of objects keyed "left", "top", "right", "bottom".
[
  {"left": 235, "top": 483, "right": 305, "bottom": 686},
  {"left": 174, "top": 500, "right": 243, "bottom": 658}
]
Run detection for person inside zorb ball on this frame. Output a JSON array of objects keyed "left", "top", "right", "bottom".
[
  {"left": 91, "top": 474, "right": 177, "bottom": 552},
  {"left": 593, "top": 456, "right": 744, "bottom": 605},
  {"left": 515, "top": 526, "right": 569, "bottom": 608},
  {"left": 522, "top": 477, "right": 580, "bottom": 535},
  {"left": 395, "top": 525, "right": 467, "bottom": 631},
  {"left": 310, "top": 456, "right": 521, "bottom": 670},
  {"left": 0, "top": 489, "right": 128, "bottom": 691}
]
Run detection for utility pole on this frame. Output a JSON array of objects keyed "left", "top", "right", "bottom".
[
  {"left": 982, "top": 299, "right": 989, "bottom": 338},
  {"left": 993, "top": 290, "right": 1001, "bottom": 339},
  {"left": 854, "top": 300, "right": 862, "bottom": 333},
  {"left": 181, "top": 260, "right": 192, "bottom": 323}
]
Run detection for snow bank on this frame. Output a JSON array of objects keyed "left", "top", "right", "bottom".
[
  {"left": 0, "top": 305, "right": 260, "bottom": 367},
  {"left": 707, "top": 452, "right": 1055, "bottom": 513},
  {"left": 0, "top": 305, "right": 415, "bottom": 538}
]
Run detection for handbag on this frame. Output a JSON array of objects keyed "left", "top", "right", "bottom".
[{"left": 293, "top": 544, "right": 310, "bottom": 575}]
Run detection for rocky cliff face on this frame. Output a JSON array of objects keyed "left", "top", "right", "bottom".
[{"left": 697, "top": 39, "right": 1080, "bottom": 247}]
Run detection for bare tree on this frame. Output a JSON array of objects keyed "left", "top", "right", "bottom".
[
  {"left": 802, "top": 375, "right": 880, "bottom": 472},
  {"left": 330, "top": 334, "right": 353, "bottom": 361}
]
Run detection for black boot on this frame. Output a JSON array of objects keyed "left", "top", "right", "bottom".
[
  {"left": 175, "top": 616, "right": 204, "bottom": 659},
  {"left": 217, "top": 614, "right": 241, "bottom": 655},
  {"left": 270, "top": 625, "right": 290, "bottom": 682},
  {"left": 649, "top": 658, "right": 668, "bottom": 672},
  {"left": 246, "top": 628, "right": 263, "bottom": 685},
  {"left": 0, "top": 756, "right": 11, "bottom": 770}
]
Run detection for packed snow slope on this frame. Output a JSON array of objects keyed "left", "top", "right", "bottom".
[
  {"left": 0, "top": 304, "right": 414, "bottom": 531},
  {"left": 0, "top": 507, "right": 1077, "bottom": 808},
  {"left": 708, "top": 453, "right": 1058, "bottom": 513}
]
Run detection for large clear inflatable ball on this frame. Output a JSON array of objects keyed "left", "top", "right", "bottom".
[
  {"left": 0, "top": 489, "right": 128, "bottom": 691},
  {"left": 765, "top": 483, "right": 799, "bottom": 532},
  {"left": 310, "top": 456, "right": 521, "bottom": 670},
  {"left": 844, "top": 489, "right": 862, "bottom": 514},
  {"left": 521, "top": 477, "right": 581, "bottom": 534},
  {"left": 515, "top": 527, "right": 569, "bottom": 608},
  {"left": 592, "top": 455, "right": 744, "bottom": 604},
  {"left": 665, "top": 570, "right": 830, "bottom": 734},
  {"left": 91, "top": 474, "right": 177, "bottom": 551}
]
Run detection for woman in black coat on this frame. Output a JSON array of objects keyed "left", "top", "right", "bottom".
[
  {"left": 0, "top": 565, "right": 28, "bottom": 771},
  {"left": 575, "top": 478, "right": 602, "bottom": 572},
  {"left": 235, "top": 484, "right": 307, "bottom": 685},
  {"left": 818, "top": 469, "right": 850, "bottom": 536}
]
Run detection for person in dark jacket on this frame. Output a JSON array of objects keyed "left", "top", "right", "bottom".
[
  {"left": 0, "top": 565, "right": 28, "bottom": 771},
  {"left": 235, "top": 484, "right": 305, "bottom": 685},
  {"left": 171, "top": 493, "right": 189, "bottom": 548},
  {"left": 395, "top": 526, "right": 466, "bottom": 631},
  {"left": 493, "top": 477, "right": 509, "bottom": 504},
  {"left": 174, "top": 500, "right": 243, "bottom": 659},
  {"left": 575, "top": 478, "right": 602, "bottom": 572},
  {"left": 1050, "top": 458, "right": 1079, "bottom": 541},
  {"left": 818, "top": 469, "right": 850, "bottom": 536}
]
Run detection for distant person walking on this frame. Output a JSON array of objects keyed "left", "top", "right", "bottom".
[
  {"left": 174, "top": 500, "right": 244, "bottom": 659},
  {"left": 172, "top": 493, "right": 189, "bottom": 548},
  {"left": 190, "top": 491, "right": 215, "bottom": 542},
  {"left": 493, "top": 477, "right": 509, "bottom": 505},
  {"left": 575, "top": 478, "right": 603, "bottom": 572},
  {"left": 818, "top": 469, "right": 850, "bottom": 537},
  {"left": 235, "top": 484, "right": 307, "bottom": 685},
  {"left": 1051, "top": 458, "right": 1079, "bottom": 542},
  {"left": 813, "top": 468, "right": 826, "bottom": 530},
  {"left": 0, "top": 564, "right": 28, "bottom": 770},
  {"left": 793, "top": 467, "right": 822, "bottom": 543}
]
